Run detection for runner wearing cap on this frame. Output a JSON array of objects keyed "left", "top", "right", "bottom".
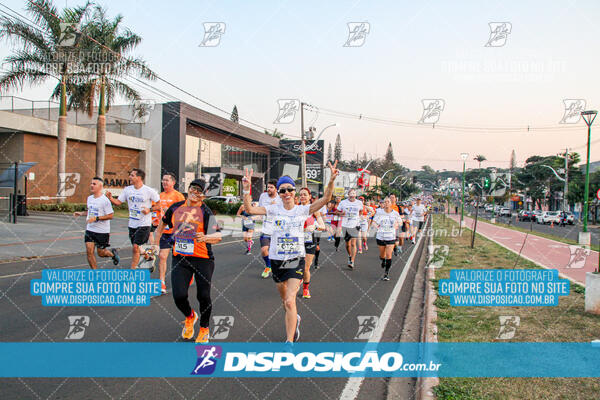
[
  {"left": 258, "top": 180, "right": 282, "bottom": 278},
  {"left": 337, "top": 189, "right": 364, "bottom": 269},
  {"left": 241, "top": 161, "right": 339, "bottom": 343},
  {"left": 153, "top": 178, "right": 222, "bottom": 343}
]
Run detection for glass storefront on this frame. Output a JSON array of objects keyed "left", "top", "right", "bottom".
[{"left": 221, "top": 144, "right": 268, "bottom": 173}]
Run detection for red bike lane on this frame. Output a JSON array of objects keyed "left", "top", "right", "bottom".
[{"left": 448, "top": 214, "right": 596, "bottom": 286}]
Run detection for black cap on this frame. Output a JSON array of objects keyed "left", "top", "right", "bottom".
[{"left": 188, "top": 178, "right": 207, "bottom": 193}]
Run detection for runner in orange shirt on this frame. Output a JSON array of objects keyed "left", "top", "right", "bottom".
[{"left": 151, "top": 173, "right": 186, "bottom": 294}]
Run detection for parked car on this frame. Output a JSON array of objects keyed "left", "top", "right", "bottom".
[
  {"left": 499, "top": 207, "right": 512, "bottom": 217},
  {"left": 519, "top": 210, "right": 534, "bottom": 221},
  {"left": 207, "top": 196, "right": 240, "bottom": 204},
  {"left": 539, "top": 211, "right": 561, "bottom": 224},
  {"left": 564, "top": 212, "right": 575, "bottom": 225},
  {"left": 532, "top": 210, "right": 544, "bottom": 220},
  {"left": 485, "top": 204, "right": 494, "bottom": 212}
]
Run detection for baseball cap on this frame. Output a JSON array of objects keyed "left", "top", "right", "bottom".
[{"left": 188, "top": 179, "right": 207, "bottom": 193}]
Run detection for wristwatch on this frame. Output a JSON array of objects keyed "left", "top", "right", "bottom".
[{"left": 95, "top": 216, "right": 99, "bottom": 222}]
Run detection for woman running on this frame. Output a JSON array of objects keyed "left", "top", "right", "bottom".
[
  {"left": 236, "top": 203, "right": 255, "bottom": 255},
  {"left": 298, "top": 188, "right": 326, "bottom": 298},
  {"left": 357, "top": 197, "right": 374, "bottom": 254},
  {"left": 153, "top": 178, "right": 222, "bottom": 343},
  {"left": 241, "top": 162, "right": 339, "bottom": 343},
  {"left": 372, "top": 196, "right": 402, "bottom": 281}
]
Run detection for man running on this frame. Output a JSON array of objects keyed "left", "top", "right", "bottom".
[
  {"left": 357, "top": 197, "right": 374, "bottom": 254},
  {"left": 152, "top": 173, "right": 185, "bottom": 294},
  {"left": 298, "top": 188, "right": 326, "bottom": 298},
  {"left": 153, "top": 178, "right": 222, "bottom": 343},
  {"left": 258, "top": 180, "right": 282, "bottom": 278},
  {"left": 410, "top": 198, "right": 427, "bottom": 243},
  {"left": 106, "top": 169, "right": 160, "bottom": 269},
  {"left": 241, "top": 162, "right": 338, "bottom": 343},
  {"left": 236, "top": 203, "right": 255, "bottom": 255},
  {"left": 337, "top": 189, "right": 364, "bottom": 269},
  {"left": 73, "top": 177, "right": 119, "bottom": 269}
]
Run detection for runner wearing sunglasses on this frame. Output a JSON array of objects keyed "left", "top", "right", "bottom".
[{"left": 241, "top": 161, "right": 339, "bottom": 343}]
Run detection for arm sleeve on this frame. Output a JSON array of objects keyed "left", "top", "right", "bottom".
[
  {"left": 117, "top": 188, "right": 127, "bottom": 202},
  {"left": 151, "top": 188, "right": 160, "bottom": 202}
]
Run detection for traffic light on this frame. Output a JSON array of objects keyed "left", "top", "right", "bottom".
[{"left": 483, "top": 177, "right": 491, "bottom": 189}]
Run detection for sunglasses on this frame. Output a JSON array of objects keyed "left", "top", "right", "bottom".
[{"left": 278, "top": 187, "right": 296, "bottom": 194}]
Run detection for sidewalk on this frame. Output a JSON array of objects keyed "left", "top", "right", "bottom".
[
  {"left": 0, "top": 212, "right": 250, "bottom": 262},
  {"left": 449, "top": 214, "right": 597, "bottom": 286}
]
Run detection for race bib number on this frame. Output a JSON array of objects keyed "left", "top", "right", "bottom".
[
  {"left": 151, "top": 211, "right": 158, "bottom": 218},
  {"left": 277, "top": 236, "right": 300, "bottom": 255},
  {"left": 243, "top": 218, "right": 254, "bottom": 228},
  {"left": 129, "top": 208, "right": 141, "bottom": 220},
  {"left": 174, "top": 239, "right": 194, "bottom": 255},
  {"left": 304, "top": 231, "right": 313, "bottom": 243},
  {"left": 88, "top": 207, "right": 98, "bottom": 218},
  {"left": 380, "top": 224, "right": 395, "bottom": 234}
]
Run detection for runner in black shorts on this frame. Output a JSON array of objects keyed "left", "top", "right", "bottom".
[
  {"left": 241, "top": 162, "right": 339, "bottom": 343},
  {"left": 153, "top": 178, "right": 221, "bottom": 343},
  {"left": 372, "top": 196, "right": 402, "bottom": 281}
]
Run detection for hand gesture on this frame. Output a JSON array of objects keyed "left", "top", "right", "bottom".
[
  {"left": 327, "top": 160, "right": 339, "bottom": 183},
  {"left": 195, "top": 231, "right": 206, "bottom": 242},
  {"left": 141, "top": 207, "right": 150, "bottom": 215},
  {"left": 242, "top": 168, "right": 253, "bottom": 192},
  {"left": 105, "top": 191, "right": 112, "bottom": 199}
]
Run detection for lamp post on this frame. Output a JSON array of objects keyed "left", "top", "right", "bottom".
[
  {"left": 305, "top": 123, "right": 339, "bottom": 151},
  {"left": 581, "top": 110, "right": 597, "bottom": 245},
  {"left": 460, "top": 153, "right": 469, "bottom": 233}
]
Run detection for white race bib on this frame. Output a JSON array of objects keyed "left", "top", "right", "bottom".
[
  {"left": 174, "top": 239, "right": 194, "bottom": 255},
  {"left": 129, "top": 208, "right": 141, "bottom": 220},
  {"left": 243, "top": 218, "right": 254, "bottom": 228},
  {"left": 304, "top": 231, "right": 313, "bottom": 243},
  {"left": 277, "top": 236, "right": 300, "bottom": 256}
]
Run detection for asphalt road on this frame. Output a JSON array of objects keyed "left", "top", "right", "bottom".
[{"left": 0, "top": 233, "right": 425, "bottom": 400}]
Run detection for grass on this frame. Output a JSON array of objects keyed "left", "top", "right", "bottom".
[
  {"left": 467, "top": 211, "right": 600, "bottom": 252},
  {"left": 431, "top": 215, "right": 600, "bottom": 400}
]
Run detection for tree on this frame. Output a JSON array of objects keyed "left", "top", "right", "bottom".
[
  {"left": 77, "top": 5, "right": 156, "bottom": 178},
  {"left": 264, "top": 128, "right": 283, "bottom": 139},
  {"left": 385, "top": 142, "right": 395, "bottom": 163},
  {"left": 474, "top": 154, "right": 487, "bottom": 169},
  {"left": 362, "top": 152, "right": 367, "bottom": 163},
  {"left": 327, "top": 143, "right": 332, "bottom": 163},
  {"left": 334, "top": 133, "right": 342, "bottom": 161},
  {"left": 509, "top": 150, "right": 516, "bottom": 193},
  {"left": 230, "top": 105, "right": 239, "bottom": 123},
  {"left": 0, "top": 0, "right": 91, "bottom": 202}
]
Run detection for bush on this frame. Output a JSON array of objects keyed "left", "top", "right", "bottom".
[
  {"left": 28, "top": 202, "right": 128, "bottom": 213},
  {"left": 204, "top": 200, "right": 241, "bottom": 215}
]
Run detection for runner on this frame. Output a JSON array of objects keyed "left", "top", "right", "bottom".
[
  {"left": 337, "top": 189, "right": 364, "bottom": 269},
  {"left": 404, "top": 203, "right": 413, "bottom": 244},
  {"left": 372, "top": 196, "right": 402, "bottom": 281},
  {"left": 312, "top": 200, "right": 328, "bottom": 269},
  {"left": 73, "top": 177, "right": 119, "bottom": 269},
  {"left": 106, "top": 169, "right": 159, "bottom": 269},
  {"left": 152, "top": 178, "right": 222, "bottom": 343},
  {"left": 331, "top": 196, "right": 342, "bottom": 250},
  {"left": 298, "top": 188, "right": 326, "bottom": 298},
  {"left": 258, "top": 180, "right": 282, "bottom": 278},
  {"left": 241, "top": 161, "right": 339, "bottom": 343},
  {"left": 152, "top": 173, "right": 186, "bottom": 294},
  {"left": 389, "top": 194, "right": 401, "bottom": 256},
  {"left": 236, "top": 203, "right": 255, "bottom": 255},
  {"left": 357, "top": 197, "right": 374, "bottom": 254},
  {"left": 410, "top": 198, "right": 427, "bottom": 243}
]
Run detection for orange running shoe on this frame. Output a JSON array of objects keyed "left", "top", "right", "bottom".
[
  {"left": 190, "top": 275, "right": 194, "bottom": 286},
  {"left": 161, "top": 281, "right": 167, "bottom": 295},
  {"left": 302, "top": 287, "right": 311, "bottom": 299},
  {"left": 196, "top": 327, "right": 210, "bottom": 343},
  {"left": 181, "top": 310, "right": 198, "bottom": 340}
]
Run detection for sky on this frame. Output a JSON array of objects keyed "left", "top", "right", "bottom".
[{"left": 1, "top": 0, "right": 599, "bottom": 172}]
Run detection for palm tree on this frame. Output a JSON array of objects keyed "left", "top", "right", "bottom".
[
  {"left": 474, "top": 154, "right": 487, "bottom": 169},
  {"left": 76, "top": 5, "right": 156, "bottom": 177},
  {"left": 0, "top": 0, "right": 91, "bottom": 202}
]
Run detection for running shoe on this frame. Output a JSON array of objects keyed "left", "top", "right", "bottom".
[
  {"left": 348, "top": 261, "right": 354, "bottom": 270},
  {"left": 111, "top": 248, "right": 120, "bottom": 265},
  {"left": 382, "top": 274, "right": 390, "bottom": 281},
  {"left": 245, "top": 250, "right": 251, "bottom": 255},
  {"left": 195, "top": 327, "right": 210, "bottom": 343},
  {"left": 293, "top": 314, "right": 301, "bottom": 342},
  {"left": 393, "top": 247, "right": 399, "bottom": 257},
  {"left": 261, "top": 267, "right": 271, "bottom": 278},
  {"left": 302, "top": 287, "right": 311, "bottom": 298},
  {"left": 412, "top": 239, "right": 416, "bottom": 244},
  {"left": 284, "top": 341, "right": 294, "bottom": 352},
  {"left": 190, "top": 276, "right": 195, "bottom": 286},
  {"left": 161, "top": 281, "right": 167, "bottom": 295},
  {"left": 358, "top": 249, "right": 363, "bottom": 254},
  {"left": 182, "top": 310, "right": 198, "bottom": 340},
  {"left": 364, "top": 243, "right": 368, "bottom": 251}
]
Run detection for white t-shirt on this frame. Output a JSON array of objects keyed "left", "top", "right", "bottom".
[
  {"left": 338, "top": 199, "right": 363, "bottom": 228},
  {"left": 374, "top": 210, "right": 402, "bottom": 241},
  {"left": 118, "top": 185, "right": 160, "bottom": 228},
  {"left": 266, "top": 204, "right": 310, "bottom": 260},
  {"left": 412, "top": 204, "right": 426, "bottom": 222},
  {"left": 86, "top": 194, "right": 114, "bottom": 234},
  {"left": 259, "top": 192, "right": 282, "bottom": 235}
]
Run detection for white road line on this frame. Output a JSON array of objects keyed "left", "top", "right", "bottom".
[{"left": 340, "top": 221, "right": 426, "bottom": 400}]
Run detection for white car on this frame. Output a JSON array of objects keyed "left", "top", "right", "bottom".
[
  {"left": 207, "top": 196, "right": 240, "bottom": 204},
  {"left": 485, "top": 204, "right": 494, "bottom": 212},
  {"left": 539, "top": 211, "right": 561, "bottom": 224},
  {"left": 499, "top": 207, "right": 512, "bottom": 217}
]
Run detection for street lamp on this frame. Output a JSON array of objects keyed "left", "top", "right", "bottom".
[
  {"left": 581, "top": 110, "right": 597, "bottom": 242},
  {"left": 305, "top": 123, "right": 340, "bottom": 151},
  {"left": 460, "top": 152, "right": 469, "bottom": 232}
]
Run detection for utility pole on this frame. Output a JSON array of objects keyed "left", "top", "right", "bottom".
[
  {"left": 564, "top": 148, "right": 569, "bottom": 212},
  {"left": 300, "top": 102, "right": 307, "bottom": 188}
]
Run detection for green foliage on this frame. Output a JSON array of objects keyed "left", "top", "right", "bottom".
[
  {"left": 28, "top": 202, "right": 128, "bottom": 213},
  {"left": 203, "top": 199, "right": 241, "bottom": 215}
]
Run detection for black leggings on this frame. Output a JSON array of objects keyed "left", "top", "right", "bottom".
[{"left": 172, "top": 255, "right": 215, "bottom": 328}]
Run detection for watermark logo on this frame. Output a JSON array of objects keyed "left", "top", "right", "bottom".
[
  {"left": 559, "top": 99, "right": 586, "bottom": 124},
  {"left": 344, "top": 22, "right": 370, "bottom": 47},
  {"left": 211, "top": 316, "right": 234, "bottom": 339},
  {"left": 485, "top": 22, "right": 512, "bottom": 47},
  {"left": 58, "top": 23, "right": 79, "bottom": 47},
  {"left": 427, "top": 245, "right": 449, "bottom": 269},
  {"left": 58, "top": 172, "right": 81, "bottom": 197},
  {"left": 273, "top": 99, "right": 300, "bottom": 124},
  {"left": 65, "top": 315, "right": 89, "bottom": 340},
  {"left": 355, "top": 316, "right": 379, "bottom": 339},
  {"left": 199, "top": 22, "right": 226, "bottom": 47},
  {"left": 418, "top": 99, "right": 445, "bottom": 124},
  {"left": 131, "top": 99, "right": 156, "bottom": 123},
  {"left": 496, "top": 315, "right": 519, "bottom": 339},
  {"left": 191, "top": 345, "right": 222, "bottom": 375},
  {"left": 566, "top": 245, "right": 591, "bottom": 269}
]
